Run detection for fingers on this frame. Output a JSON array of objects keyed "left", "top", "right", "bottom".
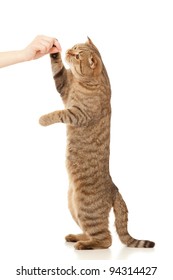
[{"left": 34, "top": 35, "right": 62, "bottom": 54}]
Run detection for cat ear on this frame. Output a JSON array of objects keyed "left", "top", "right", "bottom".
[
  {"left": 86, "top": 37, "right": 97, "bottom": 49},
  {"left": 86, "top": 37, "right": 100, "bottom": 53},
  {"left": 88, "top": 55, "right": 97, "bottom": 69},
  {"left": 88, "top": 54, "right": 102, "bottom": 74},
  {"left": 87, "top": 36, "right": 94, "bottom": 45}
]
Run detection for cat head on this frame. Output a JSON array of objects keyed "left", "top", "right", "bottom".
[{"left": 65, "top": 38, "right": 103, "bottom": 79}]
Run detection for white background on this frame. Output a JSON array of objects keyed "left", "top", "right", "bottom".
[{"left": 0, "top": 0, "right": 173, "bottom": 279}]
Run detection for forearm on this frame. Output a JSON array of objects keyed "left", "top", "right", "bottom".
[
  {"left": 0, "top": 50, "right": 26, "bottom": 68},
  {"left": 0, "top": 35, "right": 62, "bottom": 68}
]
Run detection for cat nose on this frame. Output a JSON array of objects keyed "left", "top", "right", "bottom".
[{"left": 66, "top": 49, "right": 75, "bottom": 56}]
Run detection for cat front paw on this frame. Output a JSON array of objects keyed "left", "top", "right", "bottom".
[
  {"left": 50, "top": 52, "right": 59, "bottom": 59},
  {"left": 39, "top": 114, "right": 51, "bottom": 126}
]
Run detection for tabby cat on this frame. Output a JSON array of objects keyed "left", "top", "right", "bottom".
[{"left": 39, "top": 38, "right": 155, "bottom": 249}]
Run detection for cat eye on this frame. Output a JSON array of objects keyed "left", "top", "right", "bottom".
[{"left": 75, "top": 54, "right": 80, "bottom": 59}]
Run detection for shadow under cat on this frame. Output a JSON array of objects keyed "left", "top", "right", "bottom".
[{"left": 65, "top": 241, "right": 155, "bottom": 260}]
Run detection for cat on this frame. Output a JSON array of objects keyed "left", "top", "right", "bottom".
[{"left": 39, "top": 38, "right": 155, "bottom": 249}]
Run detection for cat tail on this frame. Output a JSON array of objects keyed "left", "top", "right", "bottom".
[{"left": 113, "top": 189, "right": 155, "bottom": 248}]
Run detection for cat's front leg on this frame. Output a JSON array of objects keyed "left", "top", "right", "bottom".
[
  {"left": 50, "top": 52, "right": 63, "bottom": 76},
  {"left": 39, "top": 107, "right": 91, "bottom": 126},
  {"left": 50, "top": 52, "right": 70, "bottom": 99}
]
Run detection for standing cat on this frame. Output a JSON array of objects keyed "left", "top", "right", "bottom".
[{"left": 39, "top": 38, "right": 155, "bottom": 249}]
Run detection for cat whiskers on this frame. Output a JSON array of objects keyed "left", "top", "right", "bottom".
[{"left": 66, "top": 50, "right": 76, "bottom": 63}]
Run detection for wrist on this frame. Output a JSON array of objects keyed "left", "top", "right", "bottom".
[{"left": 18, "top": 49, "right": 29, "bottom": 62}]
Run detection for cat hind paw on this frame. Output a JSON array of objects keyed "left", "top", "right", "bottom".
[{"left": 65, "top": 234, "right": 78, "bottom": 242}]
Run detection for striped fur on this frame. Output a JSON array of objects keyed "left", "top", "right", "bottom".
[{"left": 39, "top": 38, "right": 155, "bottom": 249}]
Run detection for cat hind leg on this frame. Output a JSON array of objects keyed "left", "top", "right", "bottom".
[
  {"left": 74, "top": 235, "right": 112, "bottom": 250},
  {"left": 65, "top": 232, "right": 111, "bottom": 249},
  {"left": 74, "top": 216, "right": 112, "bottom": 249}
]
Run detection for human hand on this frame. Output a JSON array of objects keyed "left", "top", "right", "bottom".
[{"left": 23, "top": 35, "right": 62, "bottom": 61}]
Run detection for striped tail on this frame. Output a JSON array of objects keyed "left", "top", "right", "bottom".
[{"left": 113, "top": 190, "right": 155, "bottom": 248}]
